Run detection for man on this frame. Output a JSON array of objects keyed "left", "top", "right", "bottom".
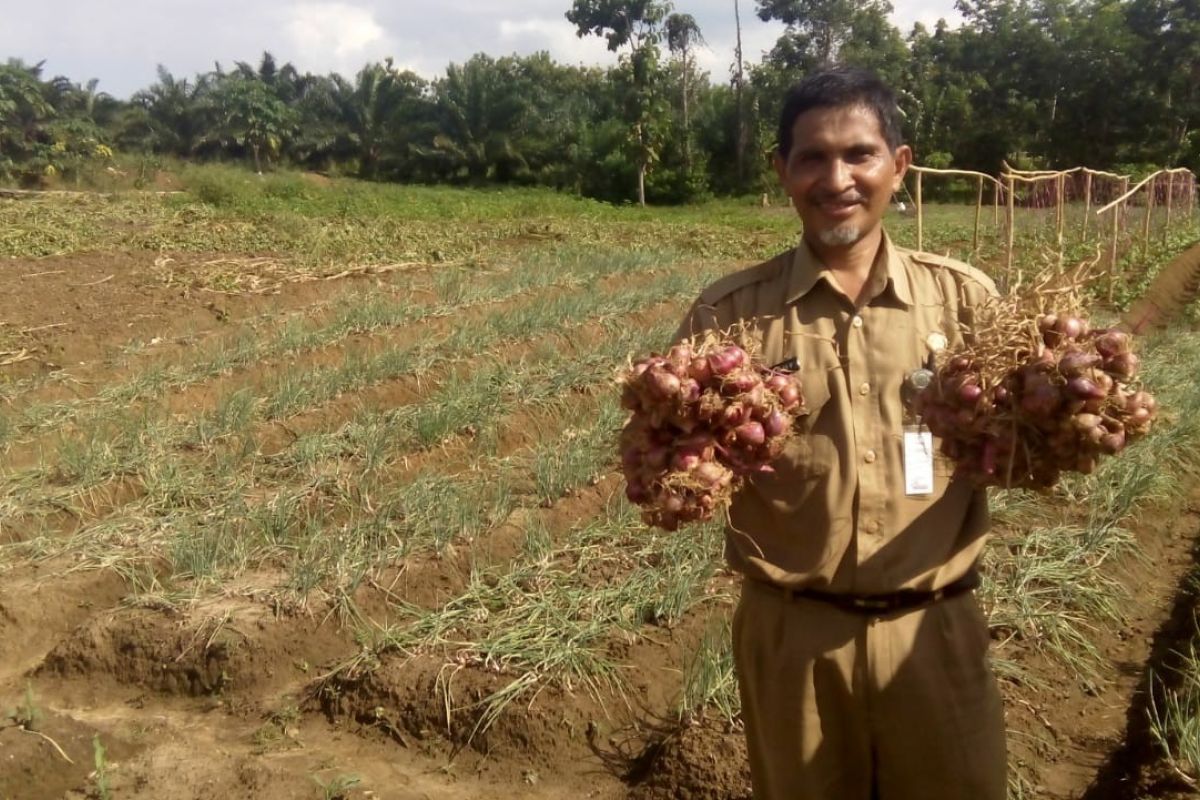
[{"left": 674, "top": 67, "right": 1006, "bottom": 799}]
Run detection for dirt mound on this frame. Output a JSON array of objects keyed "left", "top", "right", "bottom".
[
  {"left": 38, "top": 601, "right": 351, "bottom": 698},
  {"left": 315, "top": 653, "right": 607, "bottom": 762},
  {"left": 628, "top": 723, "right": 752, "bottom": 800}
]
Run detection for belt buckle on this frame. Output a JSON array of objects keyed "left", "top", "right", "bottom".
[{"left": 850, "top": 596, "right": 891, "bottom": 612}]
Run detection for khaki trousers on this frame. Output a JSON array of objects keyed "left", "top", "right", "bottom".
[{"left": 733, "top": 579, "right": 1007, "bottom": 800}]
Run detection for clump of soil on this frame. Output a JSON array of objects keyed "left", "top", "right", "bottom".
[
  {"left": 628, "top": 722, "right": 752, "bottom": 800},
  {"left": 38, "top": 602, "right": 351, "bottom": 698}
]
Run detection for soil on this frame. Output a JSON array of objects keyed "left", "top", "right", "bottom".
[{"left": 3, "top": 245, "right": 1200, "bottom": 800}]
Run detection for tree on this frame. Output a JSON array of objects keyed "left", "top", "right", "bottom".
[
  {"left": 128, "top": 66, "right": 210, "bottom": 156},
  {"left": 420, "top": 54, "right": 534, "bottom": 183},
  {"left": 325, "top": 61, "right": 427, "bottom": 178},
  {"left": 0, "top": 61, "right": 55, "bottom": 181},
  {"left": 666, "top": 12, "right": 704, "bottom": 170},
  {"left": 755, "top": 0, "right": 895, "bottom": 65},
  {"left": 733, "top": 0, "right": 750, "bottom": 190},
  {"left": 567, "top": 0, "right": 673, "bottom": 204},
  {"left": 205, "top": 75, "right": 297, "bottom": 172}
]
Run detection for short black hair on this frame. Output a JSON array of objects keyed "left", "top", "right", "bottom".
[{"left": 776, "top": 66, "right": 904, "bottom": 157}]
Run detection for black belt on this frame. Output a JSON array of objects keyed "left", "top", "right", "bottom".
[{"left": 760, "top": 571, "right": 981, "bottom": 615}]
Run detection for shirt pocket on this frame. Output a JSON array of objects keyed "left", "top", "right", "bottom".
[
  {"left": 796, "top": 363, "right": 832, "bottom": 426},
  {"left": 777, "top": 364, "right": 836, "bottom": 479}
]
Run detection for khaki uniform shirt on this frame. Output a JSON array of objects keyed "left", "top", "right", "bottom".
[{"left": 675, "top": 231, "right": 998, "bottom": 595}]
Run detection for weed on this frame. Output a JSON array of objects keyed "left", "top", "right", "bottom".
[
  {"left": 5, "top": 683, "right": 43, "bottom": 731},
  {"left": 312, "top": 773, "right": 362, "bottom": 800},
  {"left": 679, "top": 617, "right": 739, "bottom": 725},
  {"left": 92, "top": 735, "right": 111, "bottom": 800}
]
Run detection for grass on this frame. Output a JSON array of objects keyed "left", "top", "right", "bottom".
[
  {"left": 678, "top": 617, "right": 739, "bottom": 725},
  {"left": 333, "top": 498, "right": 726, "bottom": 743},
  {"left": 2, "top": 257, "right": 712, "bottom": 526},
  {"left": 1, "top": 176, "right": 1198, "bottom": 797},
  {"left": 8, "top": 304, "right": 689, "bottom": 598},
  {"left": 0, "top": 244, "right": 676, "bottom": 443},
  {"left": 1148, "top": 632, "right": 1200, "bottom": 789}
]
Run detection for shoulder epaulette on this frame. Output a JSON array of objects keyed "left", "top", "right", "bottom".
[
  {"left": 697, "top": 250, "right": 791, "bottom": 305},
  {"left": 908, "top": 250, "right": 998, "bottom": 296}
]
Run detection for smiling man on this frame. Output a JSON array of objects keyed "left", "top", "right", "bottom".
[{"left": 674, "top": 67, "right": 1006, "bottom": 799}]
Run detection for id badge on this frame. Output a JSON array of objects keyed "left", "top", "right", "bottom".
[{"left": 903, "top": 424, "right": 935, "bottom": 496}]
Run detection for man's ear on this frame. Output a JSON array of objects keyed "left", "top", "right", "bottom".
[{"left": 892, "top": 145, "right": 913, "bottom": 191}]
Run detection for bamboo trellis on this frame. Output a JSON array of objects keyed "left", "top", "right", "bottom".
[{"left": 907, "top": 163, "right": 1198, "bottom": 295}]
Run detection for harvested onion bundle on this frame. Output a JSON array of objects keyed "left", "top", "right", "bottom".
[
  {"left": 619, "top": 340, "right": 805, "bottom": 530},
  {"left": 916, "top": 312, "right": 1157, "bottom": 490}
]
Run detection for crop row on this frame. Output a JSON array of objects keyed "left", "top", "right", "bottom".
[{"left": 0, "top": 246, "right": 675, "bottom": 442}]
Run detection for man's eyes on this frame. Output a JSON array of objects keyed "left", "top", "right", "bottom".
[{"left": 794, "top": 149, "right": 878, "bottom": 166}]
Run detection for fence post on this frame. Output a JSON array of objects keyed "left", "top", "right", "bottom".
[
  {"left": 1056, "top": 173, "right": 1066, "bottom": 263},
  {"left": 1142, "top": 174, "right": 1155, "bottom": 260},
  {"left": 1164, "top": 171, "right": 1174, "bottom": 243},
  {"left": 973, "top": 175, "right": 983, "bottom": 254},
  {"left": 993, "top": 181, "right": 1001, "bottom": 229},
  {"left": 1082, "top": 171, "right": 1092, "bottom": 242},
  {"left": 1108, "top": 203, "right": 1120, "bottom": 303},
  {"left": 1006, "top": 173, "right": 1016, "bottom": 285},
  {"left": 915, "top": 170, "right": 924, "bottom": 252}
]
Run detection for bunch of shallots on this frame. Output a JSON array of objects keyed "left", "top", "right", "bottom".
[
  {"left": 619, "top": 340, "right": 805, "bottom": 530},
  {"left": 916, "top": 313, "right": 1157, "bottom": 489}
]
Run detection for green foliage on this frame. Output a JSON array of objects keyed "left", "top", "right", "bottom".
[
  {"left": 2, "top": 9, "right": 1199, "bottom": 199},
  {"left": 92, "top": 735, "right": 112, "bottom": 800},
  {"left": 5, "top": 683, "right": 43, "bottom": 731},
  {"left": 312, "top": 774, "right": 362, "bottom": 800},
  {"left": 204, "top": 74, "right": 298, "bottom": 172}
]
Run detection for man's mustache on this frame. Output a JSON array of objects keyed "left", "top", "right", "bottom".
[{"left": 810, "top": 192, "right": 866, "bottom": 204}]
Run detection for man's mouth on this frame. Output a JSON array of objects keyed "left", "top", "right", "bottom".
[{"left": 815, "top": 197, "right": 863, "bottom": 218}]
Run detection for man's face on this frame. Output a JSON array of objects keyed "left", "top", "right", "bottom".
[{"left": 773, "top": 104, "right": 911, "bottom": 251}]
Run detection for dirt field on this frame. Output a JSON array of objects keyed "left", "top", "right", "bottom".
[{"left": 2, "top": 194, "right": 1200, "bottom": 800}]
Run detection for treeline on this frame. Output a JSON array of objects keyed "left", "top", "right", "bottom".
[{"left": 1, "top": 0, "right": 1196, "bottom": 203}]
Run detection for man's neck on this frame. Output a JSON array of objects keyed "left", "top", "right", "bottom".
[{"left": 806, "top": 227, "right": 884, "bottom": 277}]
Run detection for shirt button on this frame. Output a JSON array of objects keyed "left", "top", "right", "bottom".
[
  {"left": 851, "top": 315, "right": 864, "bottom": 329},
  {"left": 864, "top": 449, "right": 877, "bottom": 464},
  {"left": 859, "top": 382, "right": 870, "bottom": 396}
]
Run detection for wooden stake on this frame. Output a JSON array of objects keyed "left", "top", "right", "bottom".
[
  {"left": 1082, "top": 171, "right": 1092, "bottom": 242},
  {"left": 915, "top": 170, "right": 924, "bottom": 252},
  {"left": 1006, "top": 174, "right": 1016, "bottom": 285},
  {"left": 1143, "top": 175, "right": 1155, "bottom": 260},
  {"left": 973, "top": 175, "right": 983, "bottom": 254},
  {"left": 1056, "top": 173, "right": 1066, "bottom": 262},
  {"left": 1108, "top": 202, "right": 1120, "bottom": 303},
  {"left": 993, "top": 181, "right": 1000, "bottom": 228},
  {"left": 1164, "top": 171, "right": 1174, "bottom": 242},
  {"left": 1104, "top": 178, "right": 1123, "bottom": 303}
]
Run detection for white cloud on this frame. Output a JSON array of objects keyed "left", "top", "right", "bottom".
[
  {"left": 285, "top": 3, "right": 386, "bottom": 61},
  {"left": 497, "top": 16, "right": 617, "bottom": 68},
  {"left": 0, "top": 0, "right": 966, "bottom": 98}
]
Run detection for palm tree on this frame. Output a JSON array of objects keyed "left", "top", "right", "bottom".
[
  {"left": 129, "top": 66, "right": 210, "bottom": 156},
  {"left": 424, "top": 55, "right": 532, "bottom": 183},
  {"left": 327, "top": 60, "right": 427, "bottom": 178}
]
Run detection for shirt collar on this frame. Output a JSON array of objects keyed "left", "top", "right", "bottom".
[{"left": 784, "top": 230, "right": 914, "bottom": 308}]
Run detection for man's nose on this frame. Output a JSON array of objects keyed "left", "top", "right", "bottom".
[{"left": 819, "top": 159, "right": 855, "bottom": 193}]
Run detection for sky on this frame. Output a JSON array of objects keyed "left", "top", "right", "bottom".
[{"left": 0, "top": 0, "right": 963, "bottom": 99}]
